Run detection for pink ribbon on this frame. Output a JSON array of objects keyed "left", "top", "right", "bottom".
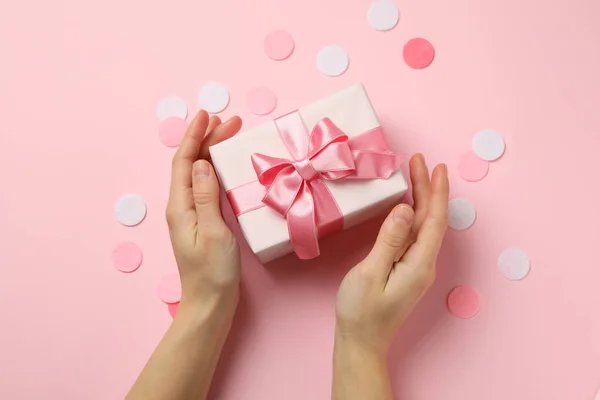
[{"left": 227, "top": 111, "right": 404, "bottom": 260}]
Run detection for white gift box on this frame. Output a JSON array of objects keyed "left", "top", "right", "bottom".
[{"left": 209, "top": 83, "right": 408, "bottom": 263}]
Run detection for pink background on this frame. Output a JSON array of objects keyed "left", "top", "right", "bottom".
[{"left": 1, "top": 0, "right": 599, "bottom": 399}]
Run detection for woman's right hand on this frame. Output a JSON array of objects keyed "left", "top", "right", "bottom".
[
  {"left": 336, "top": 153, "right": 449, "bottom": 354},
  {"left": 333, "top": 154, "right": 449, "bottom": 400}
]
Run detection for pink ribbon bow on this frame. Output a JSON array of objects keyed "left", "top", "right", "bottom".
[{"left": 248, "top": 111, "right": 403, "bottom": 260}]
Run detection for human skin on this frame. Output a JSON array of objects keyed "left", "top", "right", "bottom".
[
  {"left": 333, "top": 154, "right": 449, "bottom": 400},
  {"left": 126, "top": 110, "right": 449, "bottom": 400},
  {"left": 126, "top": 110, "right": 243, "bottom": 400}
]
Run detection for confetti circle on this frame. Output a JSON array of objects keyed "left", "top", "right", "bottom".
[
  {"left": 168, "top": 302, "right": 180, "bottom": 318},
  {"left": 498, "top": 248, "right": 531, "bottom": 280},
  {"left": 403, "top": 38, "right": 435, "bottom": 69},
  {"left": 317, "top": 45, "right": 349, "bottom": 77},
  {"left": 158, "top": 117, "right": 188, "bottom": 147},
  {"left": 264, "top": 30, "right": 295, "bottom": 61},
  {"left": 368, "top": 0, "right": 400, "bottom": 31},
  {"left": 458, "top": 151, "right": 489, "bottom": 182},
  {"left": 158, "top": 273, "right": 182, "bottom": 304},
  {"left": 246, "top": 86, "right": 277, "bottom": 115},
  {"left": 157, "top": 96, "right": 187, "bottom": 122},
  {"left": 447, "top": 286, "right": 480, "bottom": 319},
  {"left": 198, "top": 82, "right": 230, "bottom": 113},
  {"left": 472, "top": 129, "right": 506, "bottom": 161},
  {"left": 114, "top": 194, "right": 147, "bottom": 227},
  {"left": 112, "top": 242, "right": 143, "bottom": 273},
  {"left": 448, "top": 198, "right": 476, "bottom": 230}
]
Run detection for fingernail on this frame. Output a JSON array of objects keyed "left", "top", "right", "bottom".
[
  {"left": 194, "top": 160, "right": 210, "bottom": 180},
  {"left": 393, "top": 205, "right": 414, "bottom": 226}
]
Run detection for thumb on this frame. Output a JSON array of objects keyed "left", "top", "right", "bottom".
[
  {"left": 367, "top": 204, "right": 415, "bottom": 271},
  {"left": 192, "top": 160, "right": 222, "bottom": 220}
]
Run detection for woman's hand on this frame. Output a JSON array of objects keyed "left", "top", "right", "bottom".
[
  {"left": 166, "top": 110, "right": 243, "bottom": 314},
  {"left": 127, "top": 110, "right": 243, "bottom": 400},
  {"left": 333, "top": 154, "right": 449, "bottom": 400}
]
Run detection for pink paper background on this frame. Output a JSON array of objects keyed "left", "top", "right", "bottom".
[{"left": 1, "top": 0, "right": 599, "bottom": 399}]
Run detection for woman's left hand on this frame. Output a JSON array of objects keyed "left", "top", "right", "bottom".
[{"left": 166, "top": 110, "right": 243, "bottom": 314}]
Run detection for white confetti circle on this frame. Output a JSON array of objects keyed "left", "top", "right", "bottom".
[
  {"left": 498, "top": 248, "right": 530, "bottom": 280},
  {"left": 198, "top": 82, "right": 230, "bottom": 113},
  {"left": 114, "top": 194, "right": 147, "bottom": 227},
  {"left": 156, "top": 96, "right": 187, "bottom": 122},
  {"left": 448, "top": 198, "right": 476, "bottom": 230},
  {"left": 368, "top": 0, "right": 400, "bottom": 31},
  {"left": 472, "top": 129, "right": 506, "bottom": 161},
  {"left": 317, "top": 46, "right": 349, "bottom": 77}
]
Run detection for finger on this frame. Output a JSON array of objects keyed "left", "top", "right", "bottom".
[
  {"left": 199, "top": 116, "right": 243, "bottom": 160},
  {"left": 364, "top": 204, "right": 415, "bottom": 279},
  {"left": 167, "top": 110, "right": 209, "bottom": 220},
  {"left": 206, "top": 115, "right": 222, "bottom": 135},
  {"left": 192, "top": 159, "right": 223, "bottom": 222},
  {"left": 403, "top": 164, "right": 450, "bottom": 267},
  {"left": 196, "top": 115, "right": 221, "bottom": 163},
  {"left": 409, "top": 153, "right": 431, "bottom": 232}
]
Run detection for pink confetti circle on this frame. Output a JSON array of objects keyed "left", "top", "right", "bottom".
[
  {"left": 246, "top": 86, "right": 277, "bottom": 115},
  {"left": 168, "top": 302, "right": 180, "bottom": 318},
  {"left": 447, "top": 286, "right": 480, "bottom": 319},
  {"left": 458, "top": 151, "right": 489, "bottom": 182},
  {"left": 264, "top": 30, "right": 295, "bottom": 61},
  {"left": 157, "top": 273, "right": 182, "bottom": 304},
  {"left": 403, "top": 38, "right": 435, "bottom": 69},
  {"left": 112, "top": 242, "right": 143, "bottom": 273},
  {"left": 159, "top": 117, "right": 188, "bottom": 147}
]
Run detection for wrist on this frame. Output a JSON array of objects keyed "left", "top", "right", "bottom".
[
  {"left": 334, "top": 321, "right": 391, "bottom": 359},
  {"left": 334, "top": 328, "right": 387, "bottom": 364},
  {"left": 177, "top": 288, "right": 238, "bottom": 329},
  {"left": 181, "top": 278, "right": 238, "bottom": 311}
]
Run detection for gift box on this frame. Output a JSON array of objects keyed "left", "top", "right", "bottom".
[{"left": 209, "top": 83, "right": 408, "bottom": 263}]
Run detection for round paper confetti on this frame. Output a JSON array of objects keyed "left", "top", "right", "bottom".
[
  {"left": 158, "top": 117, "right": 188, "bottom": 147},
  {"left": 246, "top": 86, "right": 277, "bottom": 115},
  {"left": 264, "top": 30, "right": 295, "bottom": 61},
  {"left": 458, "top": 151, "right": 489, "bottom": 182},
  {"left": 472, "top": 129, "right": 506, "bottom": 161},
  {"left": 447, "top": 286, "right": 480, "bottom": 319},
  {"left": 157, "top": 96, "right": 187, "bottom": 122},
  {"left": 112, "top": 242, "right": 143, "bottom": 273},
  {"left": 403, "top": 38, "right": 435, "bottom": 69},
  {"left": 448, "top": 198, "right": 476, "bottom": 230},
  {"left": 368, "top": 0, "right": 400, "bottom": 31},
  {"left": 168, "top": 302, "right": 180, "bottom": 318},
  {"left": 198, "top": 82, "right": 230, "bottom": 113},
  {"left": 498, "top": 248, "right": 531, "bottom": 280},
  {"left": 158, "top": 273, "right": 182, "bottom": 304},
  {"left": 317, "top": 46, "right": 349, "bottom": 77},
  {"left": 114, "top": 194, "right": 147, "bottom": 227}
]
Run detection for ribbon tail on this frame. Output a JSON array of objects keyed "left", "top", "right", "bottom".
[
  {"left": 347, "top": 126, "right": 392, "bottom": 152},
  {"left": 286, "top": 182, "right": 320, "bottom": 260},
  {"left": 342, "top": 126, "right": 405, "bottom": 179},
  {"left": 309, "top": 179, "right": 344, "bottom": 238},
  {"left": 345, "top": 151, "right": 404, "bottom": 179}
]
